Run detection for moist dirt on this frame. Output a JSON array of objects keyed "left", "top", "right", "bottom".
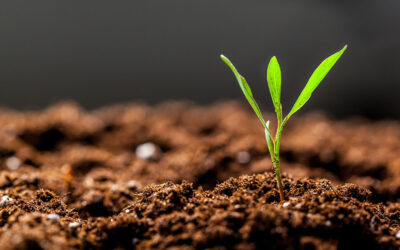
[{"left": 0, "top": 102, "right": 399, "bottom": 249}]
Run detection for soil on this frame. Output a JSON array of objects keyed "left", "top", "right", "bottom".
[{"left": 0, "top": 101, "right": 400, "bottom": 249}]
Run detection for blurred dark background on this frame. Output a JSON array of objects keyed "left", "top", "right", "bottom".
[{"left": 0, "top": 1, "right": 399, "bottom": 119}]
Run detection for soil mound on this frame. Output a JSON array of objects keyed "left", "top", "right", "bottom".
[{"left": 0, "top": 101, "right": 399, "bottom": 249}]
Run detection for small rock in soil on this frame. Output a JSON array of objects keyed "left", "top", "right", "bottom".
[
  {"left": 0, "top": 195, "right": 13, "bottom": 206},
  {"left": 6, "top": 156, "right": 21, "bottom": 170},
  {"left": 135, "top": 142, "right": 160, "bottom": 160},
  {"left": 236, "top": 151, "right": 251, "bottom": 164},
  {"left": 69, "top": 222, "right": 79, "bottom": 228},
  {"left": 46, "top": 214, "right": 60, "bottom": 223}
]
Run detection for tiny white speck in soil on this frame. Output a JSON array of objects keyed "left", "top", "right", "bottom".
[
  {"left": 69, "top": 222, "right": 79, "bottom": 228},
  {"left": 6, "top": 156, "right": 21, "bottom": 171},
  {"left": 236, "top": 151, "right": 251, "bottom": 164},
  {"left": 135, "top": 142, "right": 158, "bottom": 160},
  {"left": 111, "top": 184, "right": 119, "bottom": 191},
  {"left": 46, "top": 214, "right": 60, "bottom": 223},
  {"left": 128, "top": 180, "right": 141, "bottom": 189},
  {"left": 0, "top": 196, "right": 13, "bottom": 206},
  {"left": 282, "top": 202, "right": 290, "bottom": 208}
]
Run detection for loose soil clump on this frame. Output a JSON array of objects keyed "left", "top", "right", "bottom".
[{"left": 0, "top": 102, "right": 399, "bottom": 249}]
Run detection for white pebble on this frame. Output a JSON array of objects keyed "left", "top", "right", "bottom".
[
  {"left": 282, "top": 202, "right": 290, "bottom": 208},
  {"left": 6, "top": 156, "right": 21, "bottom": 171},
  {"left": 0, "top": 196, "right": 13, "bottom": 206},
  {"left": 236, "top": 151, "right": 251, "bottom": 164},
  {"left": 325, "top": 220, "right": 332, "bottom": 227},
  {"left": 69, "top": 222, "right": 79, "bottom": 229},
  {"left": 125, "top": 209, "right": 130, "bottom": 213},
  {"left": 46, "top": 214, "right": 60, "bottom": 223},
  {"left": 396, "top": 230, "right": 400, "bottom": 239},
  {"left": 135, "top": 142, "right": 158, "bottom": 160}
]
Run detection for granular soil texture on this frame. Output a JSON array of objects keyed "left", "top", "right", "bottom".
[
  {"left": 1, "top": 173, "right": 400, "bottom": 249},
  {"left": 0, "top": 101, "right": 400, "bottom": 249}
]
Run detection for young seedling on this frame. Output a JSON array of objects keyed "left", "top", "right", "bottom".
[{"left": 221, "top": 45, "right": 347, "bottom": 202}]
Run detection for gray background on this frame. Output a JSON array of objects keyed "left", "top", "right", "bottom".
[{"left": 0, "top": 1, "right": 399, "bottom": 118}]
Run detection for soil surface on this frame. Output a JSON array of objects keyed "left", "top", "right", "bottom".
[{"left": 0, "top": 101, "right": 400, "bottom": 249}]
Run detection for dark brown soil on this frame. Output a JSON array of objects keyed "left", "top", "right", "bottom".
[{"left": 0, "top": 101, "right": 400, "bottom": 249}]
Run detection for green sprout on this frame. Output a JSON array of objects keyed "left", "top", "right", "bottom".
[{"left": 221, "top": 45, "right": 347, "bottom": 202}]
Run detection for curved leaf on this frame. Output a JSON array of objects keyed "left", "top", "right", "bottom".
[
  {"left": 287, "top": 45, "right": 347, "bottom": 119},
  {"left": 220, "top": 54, "right": 267, "bottom": 128}
]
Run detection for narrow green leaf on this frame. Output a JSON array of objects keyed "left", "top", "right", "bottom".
[
  {"left": 265, "top": 122, "right": 275, "bottom": 161},
  {"left": 287, "top": 45, "right": 347, "bottom": 119},
  {"left": 220, "top": 54, "right": 267, "bottom": 128},
  {"left": 267, "top": 56, "right": 282, "bottom": 122}
]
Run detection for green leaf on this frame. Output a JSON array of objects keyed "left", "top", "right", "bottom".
[
  {"left": 220, "top": 54, "right": 267, "bottom": 128},
  {"left": 265, "top": 122, "right": 275, "bottom": 160},
  {"left": 267, "top": 56, "right": 282, "bottom": 122},
  {"left": 287, "top": 45, "right": 347, "bottom": 118}
]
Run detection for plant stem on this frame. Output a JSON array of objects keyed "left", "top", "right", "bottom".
[
  {"left": 273, "top": 160, "right": 285, "bottom": 202},
  {"left": 273, "top": 117, "right": 288, "bottom": 202},
  {"left": 266, "top": 117, "right": 289, "bottom": 202}
]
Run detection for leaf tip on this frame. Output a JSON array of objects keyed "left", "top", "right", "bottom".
[
  {"left": 220, "top": 54, "right": 232, "bottom": 65},
  {"left": 338, "top": 45, "right": 348, "bottom": 55},
  {"left": 335, "top": 45, "right": 348, "bottom": 59},
  {"left": 269, "top": 56, "right": 278, "bottom": 63}
]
